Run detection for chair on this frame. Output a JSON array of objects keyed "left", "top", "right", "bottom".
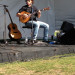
[
  {"left": 22, "top": 25, "right": 34, "bottom": 41},
  {"left": 22, "top": 25, "right": 43, "bottom": 41}
]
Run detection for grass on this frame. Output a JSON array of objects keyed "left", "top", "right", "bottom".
[{"left": 0, "top": 54, "right": 75, "bottom": 75}]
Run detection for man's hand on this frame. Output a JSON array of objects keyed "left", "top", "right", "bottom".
[
  {"left": 23, "top": 14, "right": 28, "bottom": 18},
  {"left": 38, "top": 10, "right": 41, "bottom": 18},
  {"left": 16, "top": 13, "right": 21, "bottom": 17}
]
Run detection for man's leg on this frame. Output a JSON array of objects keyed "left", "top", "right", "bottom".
[
  {"left": 26, "top": 21, "right": 40, "bottom": 41},
  {"left": 37, "top": 21, "right": 49, "bottom": 41},
  {"left": 26, "top": 21, "right": 49, "bottom": 41}
]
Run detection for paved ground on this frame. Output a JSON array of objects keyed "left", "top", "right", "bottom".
[{"left": 0, "top": 41, "right": 75, "bottom": 63}]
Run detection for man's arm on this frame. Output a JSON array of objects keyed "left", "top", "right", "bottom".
[{"left": 16, "top": 12, "right": 28, "bottom": 18}]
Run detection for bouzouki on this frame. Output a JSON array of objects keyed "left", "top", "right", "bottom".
[
  {"left": 19, "top": 7, "right": 50, "bottom": 23},
  {"left": 5, "top": 7, "right": 22, "bottom": 40}
]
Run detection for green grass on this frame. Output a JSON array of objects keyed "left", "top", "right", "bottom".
[{"left": 0, "top": 54, "right": 75, "bottom": 75}]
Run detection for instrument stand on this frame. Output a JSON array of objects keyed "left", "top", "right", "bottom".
[
  {"left": 3, "top": 5, "right": 8, "bottom": 44},
  {"left": 31, "top": 3, "right": 34, "bottom": 45},
  {"left": 0, "top": 4, "right": 8, "bottom": 44}
]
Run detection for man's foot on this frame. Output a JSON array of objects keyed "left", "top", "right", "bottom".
[
  {"left": 33, "top": 40, "right": 38, "bottom": 43},
  {"left": 28, "top": 39, "right": 38, "bottom": 44}
]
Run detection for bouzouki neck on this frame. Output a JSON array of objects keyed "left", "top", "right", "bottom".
[
  {"left": 32, "top": 7, "right": 50, "bottom": 15},
  {"left": 40, "top": 7, "right": 50, "bottom": 11}
]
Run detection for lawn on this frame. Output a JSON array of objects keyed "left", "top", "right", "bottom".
[{"left": 0, "top": 53, "right": 75, "bottom": 75}]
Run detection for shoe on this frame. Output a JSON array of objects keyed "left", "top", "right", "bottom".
[{"left": 33, "top": 40, "right": 38, "bottom": 43}]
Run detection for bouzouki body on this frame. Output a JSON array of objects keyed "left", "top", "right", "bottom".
[
  {"left": 19, "top": 11, "right": 31, "bottom": 23},
  {"left": 5, "top": 7, "right": 22, "bottom": 40}
]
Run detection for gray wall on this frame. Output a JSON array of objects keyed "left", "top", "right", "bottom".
[
  {"left": 54, "top": 0, "right": 75, "bottom": 29},
  {"left": 1, "top": 0, "right": 75, "bottom": 40},
  {"left": 0, "top": 0, "right": 55, "bottom": 39}
]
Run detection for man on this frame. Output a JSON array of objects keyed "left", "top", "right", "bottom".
[{"left": 17, "top": 0, "right": 49, "bottom": 43}]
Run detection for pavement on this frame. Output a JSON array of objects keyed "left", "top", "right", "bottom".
[{"left": 0, "top": 40, "right": 75, "bottom": 63}]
